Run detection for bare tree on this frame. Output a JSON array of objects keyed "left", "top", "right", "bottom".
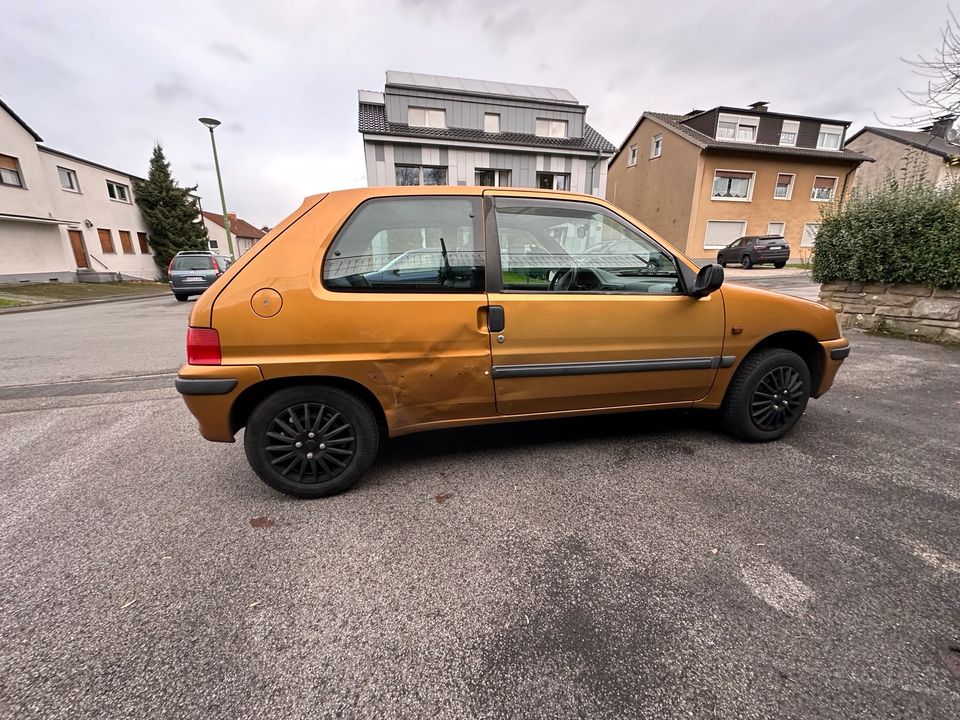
[{"left": 897, "top": 7, "right": 960, "bottom": 125}]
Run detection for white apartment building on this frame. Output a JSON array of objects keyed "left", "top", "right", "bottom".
[{"left": 0, "top": 98, "right": 161, "bottom": 283}]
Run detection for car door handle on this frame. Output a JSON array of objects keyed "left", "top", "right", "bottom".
[{"left": 488, "top": 305, "right": 505, "bottom": 333}]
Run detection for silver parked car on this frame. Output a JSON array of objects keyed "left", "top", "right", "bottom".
[{"left": 168, "top": 251, "right": 232, "bottom": 301}]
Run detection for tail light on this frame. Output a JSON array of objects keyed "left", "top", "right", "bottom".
[
  {"left": 186, "top": 327, "right": 221, "bottom": 365},
  {"left": 167, "top": 258, "right": 174, "bottom": 275}
]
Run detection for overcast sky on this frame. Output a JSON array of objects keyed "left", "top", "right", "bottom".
[{"left": 0, "top": 0, "right": 949, "bottom": 226}]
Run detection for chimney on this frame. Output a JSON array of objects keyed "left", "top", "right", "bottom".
[
  {"left": 924, "top": 115, "right": 956, "bottom": 139},
  {"left": 227, "top": 213, "right": 237, "bottom": 223},
  {"left": 748, "top": 101, "right": 770, "bottom": 112}
]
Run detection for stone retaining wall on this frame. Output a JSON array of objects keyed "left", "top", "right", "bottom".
[{"left": 818, "top": 281, "right": 960, "bottom": 344}]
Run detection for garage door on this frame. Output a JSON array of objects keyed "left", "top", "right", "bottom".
[{"left": 704, "top": 220, "right": 747, "bottom": 249}]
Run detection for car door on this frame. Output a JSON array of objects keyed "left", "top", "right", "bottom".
[{"left": 484, "top": 194, "right": 725, "bottom": 415}]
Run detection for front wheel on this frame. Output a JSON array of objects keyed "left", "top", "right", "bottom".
[
  {"left": 720, "top": 348, "right": 811, "bottom": 442},
  {"left": 741, "top": 255, "right": 753, "bottom": 269},
  {"left": 244, "top": 386, "right": 380, "bottom": 498},
  {"left": 774, "top": 262, "right": 786, "bottom": 269}
]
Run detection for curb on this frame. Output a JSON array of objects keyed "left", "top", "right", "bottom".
[{"left": 0, "top": 292, "right": 170, "bottom": 315}]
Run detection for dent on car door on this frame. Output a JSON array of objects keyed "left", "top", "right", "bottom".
[{"left": 484, "top": 195, "right": 726, "bottom": 415}]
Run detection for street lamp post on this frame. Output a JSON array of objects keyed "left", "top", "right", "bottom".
[{"left": 198, "top": 117, "right": 235, "bottom": 259}]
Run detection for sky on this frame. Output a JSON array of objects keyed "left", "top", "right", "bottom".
[{"left": 0, "top": 0, "right": 950, "bottom": 227}]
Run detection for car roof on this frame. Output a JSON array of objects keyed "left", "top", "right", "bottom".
[{"left": 301, "top": 185, "right": 601, "bottom": 206}]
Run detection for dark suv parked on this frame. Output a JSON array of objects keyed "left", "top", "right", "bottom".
[
  {"left": 168, "top": 251, "right": 232, "bottom": 301},
  {"left": 717, "top": 235, "right": 790, "bottom": 269}
]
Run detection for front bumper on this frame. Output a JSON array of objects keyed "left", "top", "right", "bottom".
[
  {"left": 814, "top": 337, "right": 850, "bottom": 397},
  {"left": 176, "top": 364, "right": 263, "bottom": 442}
]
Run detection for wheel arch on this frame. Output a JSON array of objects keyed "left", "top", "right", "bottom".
[
  {"left": 229, "top": 375, "right": 389, "bottom": 437},
  {"left": 740, "top": 330, "right": 824, "bottom": 392}
]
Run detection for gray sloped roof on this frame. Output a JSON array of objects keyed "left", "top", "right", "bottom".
[
  {"left": 385, "top": 71, "right": 579, "bottom": 104},
  {"left": 845, "top": 126, "right": 957, "bottom": 159},
  {"left": 638, "top": 112, "right": 871, "bottom": 163},
  {"left": 359, "top": 102, "right": 614, "bottom": 155}
]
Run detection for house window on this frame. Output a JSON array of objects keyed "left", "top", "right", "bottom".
[
  {"left": 536, "top": 172, "right": 570, "bottom": 191},
  {"left": 476, "top": 169, "right": 511, "bottom": 187},
  {"left": 407, "top": 107, "right": 447, "bottom": 129},
  {"left": 774, "top": 173, "right": 795, "bottom": 199},
  {"left": 767, "top": 221, "right": 786, "bottom": 236},
  {"left": 209, "top": 239, "right": 219, "bottom": 249},
  {"left": 535, "top": 118, "right": 568, "bottom": 138},
  {"left": 119, "top": 230, "right": 134, "bottom": 254},
  {"left": 779, "top": 120, "right": 799, "bottom": 146},
  {"left": 650, "top": 134, "right": 662, "bottom": 158},
  {"left": 483, "top": 113, "right": 500, "bottom": 133},
  {"left": 711, "top": 170, "right": 754, "bottom": 200},
  {"left": 58, "top": 167, "right": 80, "bottom": 192},
  {"left": 716, "top": 114, "right": 758, "bottom": 142},
  {"left": 704, "top": 220, "right": 748, "bottom": 249},
  {"left": 811, "top": 176, "right": 838, "bottom": 201},
  {"left": 107, "top": 180, "right": 130, "bottom": 202},
  {"left": 627, "top": 144, "right": 638, "bottom": 167},
  {"left": 816, "top": 124, "right": 843, "bottom": 150},
  {"left": 395, "top": 165, "right": 447, "bottom": 186},
  {"left": 137, "top": 232, "right": 150, "bottom": 254},
  {"left": 801, "top": 223, "right": 819, "bottom": 247},
  {"left": 0, "top": 154, "right": 23, "bottom": 187},
  {"left": 97, "top": 228, "right": 115, "bottom": 253}
]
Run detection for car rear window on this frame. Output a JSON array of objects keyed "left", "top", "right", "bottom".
[{"left": 172, "top": 256, "right": 214, "bottom": 271}]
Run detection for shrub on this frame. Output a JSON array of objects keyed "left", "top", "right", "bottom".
[{"left": 811, "top": 177, "right": 960, "bottom": 289}]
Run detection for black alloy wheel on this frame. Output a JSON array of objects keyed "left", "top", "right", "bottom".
[
  {"left": 264, "top": 402, "right": 356, "bottom": 483},
  {"left": 741, "top": 254, "right": 753, "bottom": 269},
  {"left": 749, "top": 365, "right": 805, "bottom": 431}
]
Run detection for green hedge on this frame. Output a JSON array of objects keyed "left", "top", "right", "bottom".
[{"left": 811, "top": 179, "right": 960, "bottom": 289}]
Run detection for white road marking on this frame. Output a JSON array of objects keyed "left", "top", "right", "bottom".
[
  {"left": 902, "top": 539, "right": 960, "bottom": 574},
  {"left": 740, "top": 562, "right": 814, "bottom": 617}
]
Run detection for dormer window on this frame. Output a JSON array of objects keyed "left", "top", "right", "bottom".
[
  {"left": 408, "top": 107, "right": 446, "bottom": 129},
  {"left": 535, "top": 118, "right": 567, "bottom": 138},
  {"left": 779, "top": 120, "right": 799, "bottom": 146},
  {"left": 716, "top": 113, "right": 758, "bottom": 143},
  {"left": 817, "top": 124, "right": 843, "bottom": 150}
]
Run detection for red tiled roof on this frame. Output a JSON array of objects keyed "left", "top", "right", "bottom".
[{"left": 201, "top": 211, "right": 265, "bottom": 240}]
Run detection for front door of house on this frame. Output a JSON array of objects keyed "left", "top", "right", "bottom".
[{"left": 68, "top": 230, "right": 89, "bottom": 269}]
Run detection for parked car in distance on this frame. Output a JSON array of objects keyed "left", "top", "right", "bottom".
[
  {"left": 176, "top": 187, "right": 849, "bottom": 499},
  {"left": 717, "top": 235, "right": 790, "bottom": 269},
  {"left": 168, "top": 251, "right": 233, "bottom": 301}
]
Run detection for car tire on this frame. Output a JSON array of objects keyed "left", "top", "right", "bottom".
[
  {"left": 774, "top": 262, "right": 786, "bottom": 269},
  {"left": 717, "top": 254, "right": 726, "bottom": 267},
  {"left": 244, "top": 386, "right": 380, "bottom": 498},
  {"left": 174, "top": 293, "right": 188, "bottom": 302},
  {"left": 741, "top": 255, "right": 753, "bottom": 269},
  {"left": 720, "top": 348, "right": 811, "bottom": 442}
]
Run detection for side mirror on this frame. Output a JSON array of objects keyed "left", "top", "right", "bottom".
[{"left": 691, "top": 263, "right": 724, "bottom": 298}]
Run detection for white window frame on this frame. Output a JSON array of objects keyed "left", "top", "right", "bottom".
[
  {"left": 773, "top": 172, "right": 796, "bottom": 200},
  {"left": 483, "top": 113, "right": 500, "bottom": 133},
  {"left": 408, "top": 107, "right": 447, "bottom": 129},
  {"left": 767, "top": 221, "right": 786, "bottom": 236},
  {"left": 716, "top": 113, "right": 759, "bottom": 143},
  {"left": 810, "top": 175, "right": 839, "bottom": 202},
  {"left": 801, "top": 222, "right": 819, "bottom": 247},
  {"left": 816, "top": 124, "right": 843, "bottom": 151},
  {"left": 704, "top": 220, "right": 748, "bottom": 250},
  {"left": 475, "top": 168, "right": 511, "bottom": 187},
  {"left": 627, "top": 144, "right": 638, "bottom": 167},
  {"left": 650, "top": 134, "right": 662, "bottom": 159},
  {"left": 106, "top": 180, "right": 130, "bottom": 203},
  {"left": 779, "top": 120, "right": 799, "bottom": 147},
  {"left": 58, "top": 166, "right": 80, "bottom": 193},
  {"left": 711, "top": 169, "right": 756, "bottom": 202},
  {"left": 0, "top": 154, "right": 24, "bottom": 188},
  {"left": 395, "top": 164, "right": 448, "bottom": 186},
  {"left": 536, "top": 172, "right": 571, "bottom": 191},
  {"left": 535, "top": 118, "right": 568, "bottom": 138}
]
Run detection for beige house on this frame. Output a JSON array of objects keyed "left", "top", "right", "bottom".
[
  {"left": 0, "top": 97, "right": 161, "bottom": 282},
  {"left": 606, "top": 103, "right": 871, "bottom": 263},
  {"left": 845, "top": 118, "right": 960, "bottom": 189}
]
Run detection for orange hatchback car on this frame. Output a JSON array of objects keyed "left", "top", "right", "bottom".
[{"left": 176, "top": 187, "right": 849, "bottom": 498}]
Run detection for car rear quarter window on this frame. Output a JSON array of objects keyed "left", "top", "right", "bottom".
[{"left": 323, "top": 197, "right": 484, "bottom": 292}]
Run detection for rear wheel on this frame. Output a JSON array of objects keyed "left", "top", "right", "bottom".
[
  {"left": 720, "top": 348, "right": 810, "bottom": 442},
  {"left": 741, "top": 255, "right": 753, "bottom": 269},
  {"left": 174, "top": 293, "right": 188, "bottom": 302},
  {"left": 774, "top": 262, "right": 786, "bottom": 269},
  {"left": 244, "top": 386, "right": 379, "bottom": 498},
  {"left": 717, "top": 254, "right": 726, "bottom": 268}
]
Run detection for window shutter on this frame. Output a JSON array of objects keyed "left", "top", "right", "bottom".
[
  {"left": 717, "top": 170, "right": 753, "bottom": 180},
  {"left": 813, "top": 176, "right": 835, "bottom": 189},
  {"left": 777, "top": 173, "right": 792, "bottom": 185},
  {"left": 0, "top": 155, "right": 18, "bottom": 170},
  {"left": 98, "top": 228, "right": 115, "bottom": 253}
]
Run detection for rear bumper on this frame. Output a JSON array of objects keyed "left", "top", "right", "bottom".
[
  {"left": 754, "top": 251, "right": 790, "bottom": 263},
  {"left": 176, "top": 364, "right": 263, "bottom": 442},
  {"left": 170, "top": 282, "right": 213, "bottom": 296},
  {"left": 814, "top": 338, "right": 850, "bottom": 397}
]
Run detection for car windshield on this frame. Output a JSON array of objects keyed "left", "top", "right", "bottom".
[{"left": 172, "top": 256, "right": 214, "bottom": 271}]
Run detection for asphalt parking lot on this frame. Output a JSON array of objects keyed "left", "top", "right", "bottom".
[{"left": 1, "top": 289, "right": 958, "bottom": 719}]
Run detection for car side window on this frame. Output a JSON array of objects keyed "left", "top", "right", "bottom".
[
  {"left": 323, "top": 197, "right": 484, "bottom": 292},
  {"left": 494, "top": 198, "right": 680, "bottom": 294}
]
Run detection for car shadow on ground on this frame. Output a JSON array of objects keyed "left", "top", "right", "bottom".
[{"left": 380, "top": 407, "right": 719, "bottom": 463}]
